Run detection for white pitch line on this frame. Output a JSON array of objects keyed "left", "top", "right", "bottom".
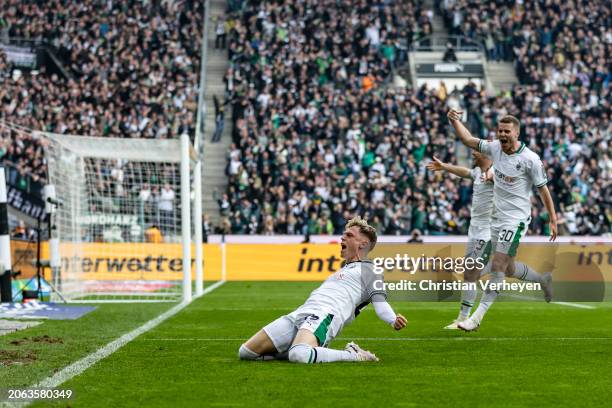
[
  {"left": 501, "top": 293, "right": 596, "bottom": 309},
  {"left": 0, "top": 280, "right": 227, "bottom": 408},
  {"left": 140, "top": 337, "right": 612, "bottom": 342},
  {"left": 196, "top": 307, "right": 292, "bottom": 311},
  {"left": 550, "top": 301, "right": 596, "bottom": 310}
]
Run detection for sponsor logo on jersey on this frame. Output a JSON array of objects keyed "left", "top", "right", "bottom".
[{"left": 494, "top": 168, "right": 517, "bottom": 183}]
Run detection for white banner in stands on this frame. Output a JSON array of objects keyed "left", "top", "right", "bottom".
[{"left": 0, "top": 44, "right": 36, "bottom": 68}]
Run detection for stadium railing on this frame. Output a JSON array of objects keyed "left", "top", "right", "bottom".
[{"left": 409, "top": 35, "right": 484, "bottom": 52}]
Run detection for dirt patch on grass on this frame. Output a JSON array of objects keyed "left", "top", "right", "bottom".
[
  {"left": 10, "top": 335, "right": 63, "bottom": 346},
  {"left": 0, "top": 350, "right": 37, "bottom": 366},
  {"left": 31, "top": 335, "right": 63, "bottom": 344}
]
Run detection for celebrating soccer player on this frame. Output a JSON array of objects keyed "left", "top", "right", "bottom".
[
  {"left": 427, "top": 153, "right": 494, "bottom": 328},
  {"left": 447, "top": 110, "right": 557, "bottom": 331},
  {"left": 238, "top": 216, "right": 407, "bottom": 363},
  {"left": 427, "top": 153, "right": 552, "bottom": 330}
]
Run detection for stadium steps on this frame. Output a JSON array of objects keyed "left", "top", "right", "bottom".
[
  {"left": 430, "top": 6, "right": 447, "bottom": 37},
  {"left": 201, "top": 0, "right": 232, "bottom": 228},
  {"left": 486, "top": 61, "right": 518, "bottom": 93}
]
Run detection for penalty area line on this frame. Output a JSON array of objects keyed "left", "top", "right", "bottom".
[
  {"left": 550, "top": 301, "right": 596, "bottom": 310},
  {"left": 501, "top": 293, "right": 596, "bottom": 309},
  {"left": 3, "top": 280, "right": 226, "bottom": 408},
  {"left": 140, "top": 336, "right": 612, "bottom": 342}
]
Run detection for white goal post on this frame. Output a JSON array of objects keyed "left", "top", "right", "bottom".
[{"left": 39, "top": 132, "right": 203, "bottom": 303}]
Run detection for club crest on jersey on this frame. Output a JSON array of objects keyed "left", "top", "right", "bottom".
[{"left": 516, "top": 162, "right": 522, "bottom": 171}]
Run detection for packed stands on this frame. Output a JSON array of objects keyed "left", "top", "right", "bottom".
[
  {"left": 1, "top": 0, "right": 203, "bottom": 215},
  {"left": 222, "top": 0, "right": 610, "bottom": 235}
]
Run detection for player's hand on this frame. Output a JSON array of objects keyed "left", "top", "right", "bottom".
[
  {"left": 393, "top": 314, "right": 407, "bottom": 331},
  {"left": 426, "top": 157, "right": 444, "bottom": 172},
  {"left": 481, "top": 167, "right": 494, "bottom": 183},
  {"left": 447, "top": 109, "right": 463, "bottom": 123},
  {"left": 549, "top": 219, "right": 558, "bottom": 242}
]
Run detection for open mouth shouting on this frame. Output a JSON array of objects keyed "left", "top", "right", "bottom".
[{"left": 499, "top": 136, "right": 510, "bottom": 149}]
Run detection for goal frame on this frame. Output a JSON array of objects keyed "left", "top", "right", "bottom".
[{"left": 38, "top": 131, "right": 203, "bottom": 303}]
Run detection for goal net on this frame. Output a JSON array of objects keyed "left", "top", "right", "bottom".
[{"left": 40, "top": 132, "right": 202, "bottom": 303}]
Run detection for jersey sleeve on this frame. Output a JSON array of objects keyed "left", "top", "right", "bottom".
[
  {"left": 478, "top": 139, "right": 499, "bottom": 157},
  {"left": 469, "top": 167, "right": 480, "bottom": 181},
  {"left": 360, "top": 263, "right": 387, "bottom": 301},
  {"left": 372, "top": 295, "right": 396, "bottom": 325},
  {"left": 530, "top": 156, "right": 548, "bottom": 188}
]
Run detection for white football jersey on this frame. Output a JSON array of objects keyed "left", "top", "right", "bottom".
[
  {"left": 294, "top": 260, "right": 386, "bottom": 329},
  {"left": 468, "top": 166, "right": 494, "bottom": 228},
  {"left": 478, "top": 140, "right": 547, "bottom": 222}
]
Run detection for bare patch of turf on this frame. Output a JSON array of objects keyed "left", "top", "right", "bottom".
[{"left": 0, "top": 350, "right": 37, "bottom": 366}]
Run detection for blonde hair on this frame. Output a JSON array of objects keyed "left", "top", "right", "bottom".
[{"left": 346, "top": 216, "right": 378, "bottom": 251}]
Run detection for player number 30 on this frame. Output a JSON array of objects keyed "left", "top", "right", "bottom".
[{"left": 499, "top": 229, "right": 514, "bottom": 242}]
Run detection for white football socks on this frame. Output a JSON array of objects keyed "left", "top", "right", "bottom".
[
  {"left": 288, "top": 343, "right": 357, "bottom": 363},
  {"left": 471, "top": 271, "right": 504, "bottom": 323},
  {"left": 458, "top": 286, "right": 477, "bottom": 320},
  {"left": 238, "top": 344, "right": 260, "bottom": 360},
  {"left": 513, "top": 262, "right": 543, "bottom": 283}
]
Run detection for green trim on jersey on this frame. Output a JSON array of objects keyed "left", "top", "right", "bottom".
[
  {"left": 510, "top": 143, "right": 525, "bottom": 155},
  {"left": 508, "top": 222, "right": 526, "bottom": 257},
  {"left": 481, "top": 240, "right": 493, "bottom": 266},
  {"left": 314, "top": 314, "right": 334, "bottom": 346}
]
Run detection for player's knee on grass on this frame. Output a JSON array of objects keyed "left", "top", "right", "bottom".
[
  {"left": 243, "top": 329, "right": 278, "bottom": 356},
  {"left": 288, "top": 343, "right": 313, "bottom": 364},
  {"left": 238, "top": 344, "right": 260, "bottom": 360}
]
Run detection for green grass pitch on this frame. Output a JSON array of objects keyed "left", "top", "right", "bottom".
[{"left": 2, "top": 281, "right": 611, "bottom": 407}]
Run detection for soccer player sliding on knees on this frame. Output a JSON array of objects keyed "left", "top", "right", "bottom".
[
  {"left": 447, "top": 109, "right": 557, "bottom": 331},
  {"left": 239, "top": 217, "right": 407, "bottom": 363}
]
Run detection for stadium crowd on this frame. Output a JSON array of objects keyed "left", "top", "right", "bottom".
[
  {"left": 440, "top": 0, "right": 611, "bottom": 236},
  {"left": 1, "top": 0, "right": 609, "bottom": 236},
  {"left": 1, "top": 0, "right": 203, "bottom": 200},
  {"left": 220, "top": 0, "right": 443, "bottom": 235},
  {"left": 221, "top": 0, "right": 610, "bottom": 236}
]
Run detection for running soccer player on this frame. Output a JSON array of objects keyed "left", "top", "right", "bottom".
[
  {"left": 238, "top": 216, "right": 407, "bottom": 363},
  {"left": 427, "top": 153, "right": 494, "bottom": 329},
  {"left": 447, "top": 110, "right": 557, "bottom": 331},
  {"left": 427, "top": 154, "right": 552, "bottom": 330}
]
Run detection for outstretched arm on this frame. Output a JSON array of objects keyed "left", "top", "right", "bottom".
[
  {"left": 426, "top": 156, "right": 471, "bottom": 178},
  {"left": 371, "top": 294, "right": 407, "bottom": 330},
  {"left": 448, "top": 109, "right": 481, "bottom": 151},
  {"left": 537, "top": 185, "right": 558, "bottom": 242}
]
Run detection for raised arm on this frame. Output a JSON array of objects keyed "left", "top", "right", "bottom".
[
  {"left": 537, "top": 185, "right": 558, "bottom": 242},
  {"left": 448, "top": 109, "right": 481, "bottom": 151},
  {"left": 426, "top": 156, "right": 472, "bottom": 178}
]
